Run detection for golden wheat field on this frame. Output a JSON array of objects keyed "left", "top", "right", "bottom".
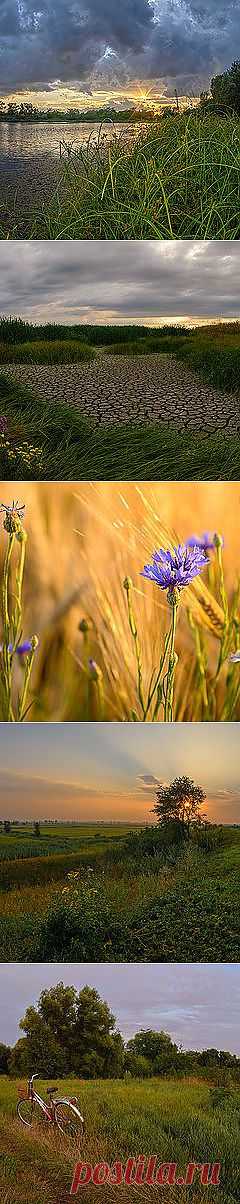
[{"left": 0, "top": 480, "right": 240, "bottom": 721}]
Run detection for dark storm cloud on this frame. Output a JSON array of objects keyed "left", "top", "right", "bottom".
[
  {"left": 0, "top": 242, "right": 239, "bottom": 323},
  {"left": 0, "top": 964, "right": 239, "bottom": 1051},
  {"left": 0, "top": 1, "right": 239, "bottom": 94}
]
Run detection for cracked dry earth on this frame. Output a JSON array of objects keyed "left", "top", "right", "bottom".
[{"left": 1, "top": 352, "right": 240, "bottom": 431}]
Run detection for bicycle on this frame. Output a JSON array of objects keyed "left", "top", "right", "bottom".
[{"left": 17, "top": 1073, "right": 84, "bottom": 1144}]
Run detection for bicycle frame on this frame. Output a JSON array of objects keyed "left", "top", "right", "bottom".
[
  {"left": 30, "top": 1087, "right": 54, "bottom": 1123},
  {"left": 26, "top": 1075, "right": 84, "bottom": 1128}
]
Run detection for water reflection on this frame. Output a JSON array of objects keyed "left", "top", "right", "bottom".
[{"left": 0, "top": 121, "right": 132, "bottom": 159}]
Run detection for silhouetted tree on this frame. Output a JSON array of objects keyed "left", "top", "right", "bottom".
[
  {"left": 3, "top": 820, "right": 11, "bottom": 834},
  {"left": 33, "top": 821, "right": 40, "bottom": 838},
  {"left": 152, "top": 776, "right": 206, "bottom": 838}
]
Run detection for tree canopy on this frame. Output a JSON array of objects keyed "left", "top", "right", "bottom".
[
  {"left": 211, "top": 61, "right": 240, "bottom": 115},
  {"left": 152, "top": 776, "right": 206, "bottom": 837},
  {"left": 10, "top": 983, "right": 124, "bottom": 1079}
]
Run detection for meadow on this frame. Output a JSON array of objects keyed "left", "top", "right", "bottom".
[
  {"left": 0, "top": 822, "right": 239, "bottom": 962},
  {"left": 1, "top": 109, "right": 240, "bottom": 240},
  {"left": 0, "top": 321, "right": 240, "bottom": 481},
  {"left": 0, "top": 480, "right": 240, "bottom": 722},
  {"left": 0, "top": 1073, "right": 239, "bottom": 1204}
]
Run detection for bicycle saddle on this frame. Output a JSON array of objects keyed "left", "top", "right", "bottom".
[{"left": 46, "top": 1086, "right": 59, "bottom": 1094}]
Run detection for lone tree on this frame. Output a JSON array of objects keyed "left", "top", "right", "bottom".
[
  {"left": 152, "top": 776, "right": 206, "bottom": 839},
  {"left": 11, "top": 982, "right": 124, "bottom": 1079},
  {"left": 33, "top": 821, "right": 40, "bottom": 837}
]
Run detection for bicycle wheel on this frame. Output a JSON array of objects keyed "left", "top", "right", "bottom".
[
  {"left": 17, "top": 1098, "right": 33, "bottom": 1127},
  {"left": 55, "top": 1101, "right": 84, "bottom": 1144}
]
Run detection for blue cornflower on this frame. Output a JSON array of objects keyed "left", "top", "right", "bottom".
[
  {"left": 0, "top": 640, "right": 33, "bottom": 656},
  {"left": 229, "top": 651, "right": 240, "bottom": 663},
  {"left": 141, "top": 543, "right": 206, "bottom": 595},
  {"left": 186, "top": 532, "right": 217, "bottom": 555}
]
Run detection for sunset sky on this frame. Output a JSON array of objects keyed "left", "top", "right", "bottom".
[
  {"left": 0, "top": 241, "right": 239, "bottom": 325},
  {"left": 0, "top": 723, "right": 239, "bottom": 823},
  {"left": 0, "top": 963, "right": 239, "bottom": 1052},
  {"left": 0, "top": 2, "right": 239, "bottom": 105}
]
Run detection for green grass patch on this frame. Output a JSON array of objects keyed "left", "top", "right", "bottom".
[
  {"left": 29, "top": 112, "right": 240, "bottom": 241},
  {"left": 0, "top": 827, "right": 239, "bottom": 963},
  {"left": 103, "top": 322, "right": 240, "bottom": 393},
  {"left": 1, "top": 370, "right": 240, "bottom": 481},
  {"left": 0, "top": 1074, "right": 239, "bottom": 1204},
  {"left": 0, "top": 339, "right": 94, "bottom": 364}
]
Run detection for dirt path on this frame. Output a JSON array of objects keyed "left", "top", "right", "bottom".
[{"left": 1, "top": 353, "right": 239, "bottom": 431}]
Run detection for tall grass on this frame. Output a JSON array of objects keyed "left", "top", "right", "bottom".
[
  {"left": 30, "top": 112, "right": 240, "bottom": 240},
  {"left": 0, "top": 318, "right": 188, "bottom": 345},
  {"left": 0, "top": 340, "right": 94, "bottom": 364},
  {"left": 0, "top": 1074, "right": 240, "bottom": 1204}
]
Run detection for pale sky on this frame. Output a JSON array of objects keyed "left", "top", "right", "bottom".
[
  {"left": 0, "top": 2, "right": 239, "bottom": 100},
  {"left": 0, "top": 964, "right": 239, "bottom": 1053},
  {"left": 0, "top": 723, "right": 239, "bottom": 822},
  {"left": 0, "top": 242, "right": 239, "bottom": 326}
]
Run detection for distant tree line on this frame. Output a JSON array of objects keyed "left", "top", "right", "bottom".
[
  {"left": 0, "top": 984, "right": 239, "bottom": 1082},
  {"left": 0, "top": 102, "right": 155, "bottom": 124},
  {"left": 0, "top": 316, "right": 191, "bottom": 347}
]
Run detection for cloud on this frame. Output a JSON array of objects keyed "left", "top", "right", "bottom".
[
  {"left": 0, "top": 241, "right": 240, "bottom": 324},
  {"left": 138, "top": 773, "right": 159, "bottom": 785},
  {"left": 0, "top": 1, "right": 239, "bottom": 95}
]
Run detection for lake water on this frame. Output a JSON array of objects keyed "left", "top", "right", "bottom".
[
  {"left": 0, "top": 120, "right": 134, "bottom": 159},
  {"left": 0, "top": 120, "right": 140, "bottom": 235}
]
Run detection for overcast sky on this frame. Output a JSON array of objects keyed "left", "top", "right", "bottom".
[
  {"left": 0, "top": 242, "right": 239, "bottom": 325},
  {"left": 0, "top": 964, "right": 239, "bottom": 1053},
  {"left": 0, "top": 1, "right": 239, "bottom": 99},
  {"left": 0, "top": 722, "right": 239, "bottom": 822}
]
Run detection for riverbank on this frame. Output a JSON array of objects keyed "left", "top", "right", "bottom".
[{"left": 0, "top": 110, "right": 239, "bottom": 239}]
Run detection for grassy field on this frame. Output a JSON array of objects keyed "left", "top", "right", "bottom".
[
  {"left": 0, "top": 479, "right": 240, "bottom": 722},
  {"left": 0, "top": 1073, "right": 239, "bottom": 1203},
  {"left": 8, "top": 110, "right": 239, "bottom": 241},
  {"left": 1, "top": 322, "right": 240, "bottom": 480},
  {"left": 0, "top": 824, "right": 239, "bottom": 962}
]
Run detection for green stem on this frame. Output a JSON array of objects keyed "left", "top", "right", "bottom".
[
  {"left": 17, "top": 638, "right": 38, "bottom": 721},
  {"left": 164, "top": 597, "right": 179, "bottom": 723},
  {"left": 12, "top": 533, "right": 26, "bottom": 648},
  {"left": 188, "top": 609, "right": 208, "bottom": 714},
  {"left": 215, "top": 538, "right": 229, "bottom": 675},
  {"left": 124, "top": 577, "right": 145, "bottom": 717},
  {"left": 1, "top": 533, "right": 15, "bottom": 720},
  {"left": 144, "top": 626, "right": 172, "bottom": 721}
]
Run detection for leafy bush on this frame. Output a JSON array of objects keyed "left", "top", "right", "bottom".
[{"left": 211, "top": 60, "right": 240, "bottom": 116}]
